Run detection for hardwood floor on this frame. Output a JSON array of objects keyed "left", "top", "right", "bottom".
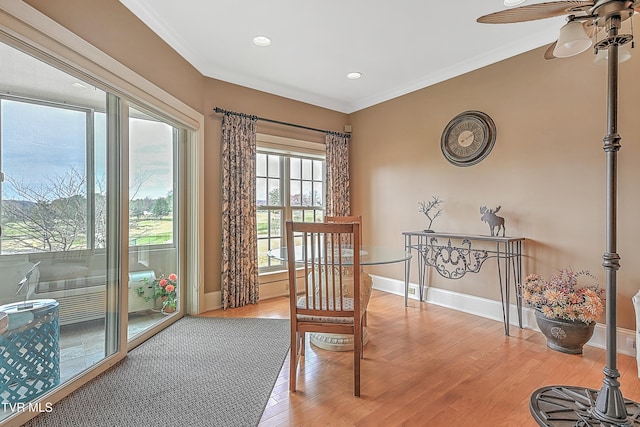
[{"left": 202, "top": 290, "right": 640, "bottom": 426}]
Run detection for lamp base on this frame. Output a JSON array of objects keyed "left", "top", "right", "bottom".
[{"left": 530, "top": 386, "right": 640, "bottom": 426}]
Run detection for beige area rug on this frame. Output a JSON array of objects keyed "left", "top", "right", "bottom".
[{"left": 23, "top": 316, "right": 290, "bottom": 427}]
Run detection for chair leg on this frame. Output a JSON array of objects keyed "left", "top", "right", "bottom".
[
  {"left": 290, "top": 329, "right": 298, "bottom": 392},
  {"left": 354, "top": 327, "right": 361, "bottom": 397},
  {"left": 358, "top": 315, "right": 366, "bottom": 359},
  {"left": 300, "top": 332, "right": 306, "bottom": 357}
]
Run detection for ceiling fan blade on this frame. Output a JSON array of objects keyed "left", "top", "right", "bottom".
[
  {"left": 544, "top": 42, "right": 558, "bottom": 59},
  {"left": 477, "top": 1, "right": 594, "bottom": 24}
]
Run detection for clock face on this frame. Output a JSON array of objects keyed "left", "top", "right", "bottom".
[{"left": 441, "top": 111, "right": 496, "bottom": 166}]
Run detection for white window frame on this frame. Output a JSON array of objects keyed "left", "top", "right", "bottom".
[
  {"left": 256, "top": 134, "right": 325, "bottom": 275},
  {"left": 0, "top": 94, "right": 97, "bottom": 252}
]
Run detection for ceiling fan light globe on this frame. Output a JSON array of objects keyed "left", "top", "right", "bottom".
[
  {"left": 503, "top": 0, "right": 526, "bottom": 6},
  {"left": 594, "top": 45, "right": 632, "bottom": 64},
  {"left": 553, "top": 21, "right": 593, "bottom": 57}
]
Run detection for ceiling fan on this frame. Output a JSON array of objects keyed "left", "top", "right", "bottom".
[
  {"left": 478, "top": 1, "right": 638, "bottom": 59},
  {"left": 478, "top": 2, "right": 639, "bottom": 426}
]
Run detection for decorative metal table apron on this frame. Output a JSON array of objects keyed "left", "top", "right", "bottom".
[
  {"left": 268, "top": 246, "right": 412, "bottom": 351},
  {"left": 402, "top": 231, "right": 525, "bottom": 336}
]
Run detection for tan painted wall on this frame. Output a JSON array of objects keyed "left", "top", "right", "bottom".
[{"left": 348, "top": 30, "right": 640, "bottom": 329}]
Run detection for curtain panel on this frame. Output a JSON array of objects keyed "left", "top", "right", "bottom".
[
  {"left": 221, "top": 114, "right": 259, "bottom": 309},
  {"left": 325, "top": 133, "right": 351, "bottom": 217}
]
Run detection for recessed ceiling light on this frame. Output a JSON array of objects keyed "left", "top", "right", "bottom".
[
  {"left": 503, "top": 0, "right": 526, "bottom": 6},
  {"left": 253, "top": 36, "right": 271, "bottom": 47},
  {"left": 346, "top": 72, "right": 362, "bottom": 80}
]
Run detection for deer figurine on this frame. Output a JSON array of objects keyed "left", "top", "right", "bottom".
[{"left": 480, "top": 205, "right": 505, "bottom": 237}]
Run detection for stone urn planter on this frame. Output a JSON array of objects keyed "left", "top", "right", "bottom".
[{"left": 534, "top": 310, "right": 596, "bottom": 354}]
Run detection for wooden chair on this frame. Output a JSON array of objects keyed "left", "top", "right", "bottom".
[
  {"left": 325, "top": 215, "right": 362, "bottom": 237},
  {"left": 286, "top": 220, "right": 369, "bottom": 396}
]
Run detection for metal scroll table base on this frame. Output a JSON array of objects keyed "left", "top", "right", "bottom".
[{"left": 403, "top": 231, "right": 524, "bottom": 336}]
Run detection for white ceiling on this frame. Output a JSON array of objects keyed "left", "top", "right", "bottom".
[{"left": 119, "top": 0, "right": 567, "bottom": 114}]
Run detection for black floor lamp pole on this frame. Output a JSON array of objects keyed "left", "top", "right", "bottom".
[
  {"left": 593, "top": 15, "right": 628, "bottom": 423},
  {"left": 529, "top": 13, "right": 640, "bottom": 427}
]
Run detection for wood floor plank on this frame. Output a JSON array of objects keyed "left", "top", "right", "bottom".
[{"left": 202, "top": 290, "right": 640, "bottom": 426}]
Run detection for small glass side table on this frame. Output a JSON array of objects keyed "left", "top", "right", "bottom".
[{"left": 0, "top": 299, "right": 60, "bottom": 403}]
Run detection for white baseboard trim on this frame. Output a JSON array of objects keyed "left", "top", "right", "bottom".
[
  {"left": 370, "top": 274, "right": 637, "bottom": 358},
  {"left": 259, "top": 279, "right": 289, "bottom": 300},
  {"left": 204, "top": 291, "right": 221, "bottom": 312},
  {"left": 203, "top": 280, "right": 288, "bottom": 312}
]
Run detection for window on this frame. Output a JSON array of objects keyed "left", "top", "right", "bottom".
[
  {"left": 129, "top": 106, "right": 178, "bottom": 247},
  {"left": 0, "top": 97, "right": 180, "bottom": 253},
  {"left": 256, "top": 135, "right": 325, "bottom": 272},
  {"left": 0, "top": 96, "right": 101, "bottom": 253}
]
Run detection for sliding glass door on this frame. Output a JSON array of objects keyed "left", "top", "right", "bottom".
[
  {"left": 0, "top": 37, "right": 185, "bottom": 424},
  {"left": 127, "top": 106, "right": 181, "bottom": 339},
  {"left": 0, "top": 52, "right": 116, "bottom": 420}
]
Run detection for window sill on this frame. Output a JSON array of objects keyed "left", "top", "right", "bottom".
[{"left": 259, "top": 269, "right": 288, "bottom": 285}]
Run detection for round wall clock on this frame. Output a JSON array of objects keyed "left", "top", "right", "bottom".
[{"left": 440, "top": 110, "right": 496, "bottom": 167}]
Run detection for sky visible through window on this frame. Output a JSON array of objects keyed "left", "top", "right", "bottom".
[
  {"left": 129, "top": 115, "right": 173, "bottom": 200},
  {"left": 1, "top": 99, "right": 86, "bottom": 200},
  {"left": 1, "top": 100, "right": 173, "bottom": 201}
]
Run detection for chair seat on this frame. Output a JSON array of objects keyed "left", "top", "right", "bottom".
[{"left": 296, "top": 296, "right": 356, "bottom": 324}]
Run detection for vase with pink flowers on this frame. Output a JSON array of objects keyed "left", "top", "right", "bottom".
[
  {"left": 522, "top": 268, "right": 604, "bottom": 354},
  {"left": 136, "top": 273, "right": 178, "bottom": 314}
]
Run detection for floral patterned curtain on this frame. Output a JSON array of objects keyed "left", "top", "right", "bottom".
[
  {"left": 221, "top": 113, "right": 259, "bottom": 309},
  {"left": 325, "top": 133, "right": 350, "bottom": 217}
]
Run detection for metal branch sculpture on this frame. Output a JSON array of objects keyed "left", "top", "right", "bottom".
[{"left": 418, "top": 196, "right": 444, "bottom": 232}]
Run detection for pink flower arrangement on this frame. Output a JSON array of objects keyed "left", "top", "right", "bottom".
[
  {"left": 522, "top": 269, "right": 605, "bottom": 324},
  {"left": 151, "top": 273, "right": 178, "bottom": 313}
]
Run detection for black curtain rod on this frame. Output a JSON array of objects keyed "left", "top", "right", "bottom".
[{"left": 213, "top": 107, "right": 351, "bottom": 139}]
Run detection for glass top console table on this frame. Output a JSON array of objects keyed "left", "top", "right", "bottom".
[{"left": 402, "top": 231, "right": 525, "bottom": 336}]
